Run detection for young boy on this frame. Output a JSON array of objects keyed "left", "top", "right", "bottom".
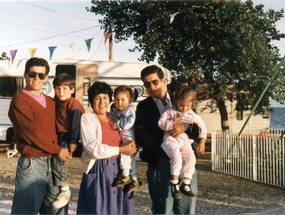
[{"left": 51, "top": 73, "right": 85, "bottom": 209}]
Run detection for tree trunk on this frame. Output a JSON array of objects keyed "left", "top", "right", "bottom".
[{"left": 217, "top": 100, "right": 230, "bottom": 131}]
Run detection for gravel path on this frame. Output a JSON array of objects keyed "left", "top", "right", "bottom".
[{"left": 0, "top": 153, "right": 284, "bottom": 214}]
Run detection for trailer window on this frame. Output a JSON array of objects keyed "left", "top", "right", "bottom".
[{"left": 0, "top": 77, "right": 23, "bottom": 98}]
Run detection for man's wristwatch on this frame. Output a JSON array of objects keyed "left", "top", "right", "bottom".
[{"left": 184, "top": 123, "right": 189, "bottom": 131}]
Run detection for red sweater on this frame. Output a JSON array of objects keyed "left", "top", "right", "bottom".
[
  {"left": 8, "top": 91, "right": 61, "bottom": 157},
  {"left": 56, "top": 97, "right": 85, "bottom": 145}
]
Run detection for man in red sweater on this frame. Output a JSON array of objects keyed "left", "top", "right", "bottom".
[{"left": 8, "top": 57, "right": 71, "bottom": 215}]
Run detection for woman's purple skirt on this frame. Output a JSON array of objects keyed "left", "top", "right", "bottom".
[{"left": 76, "top": 158, "right": 135, "bottom": 215}]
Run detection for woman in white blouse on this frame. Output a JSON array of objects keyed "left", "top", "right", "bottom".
[{"left": 76, "top": 81, "right": 137, "bottom": 215}]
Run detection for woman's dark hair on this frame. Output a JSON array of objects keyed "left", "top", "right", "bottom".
[
  {"left": 114, "top": 85, "right": 138, "bottom": 102},
  {"left": 25, "top": 57, "right": 50, "bottom": 75},
  {"left": 88, "top": 81, "right": 113, "bottom": 109}
]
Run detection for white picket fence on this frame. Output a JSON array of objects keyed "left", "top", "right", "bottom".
[{"left": 211, "top": 130, "right": 285, "bottom": 188}]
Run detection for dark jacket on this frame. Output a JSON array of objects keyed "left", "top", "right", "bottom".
[
  {"left": 135, "top": 96, "right": 200, "bottom": 168},
  {"left": 135, "top": 97, "right": 167, "bottom": 168}
]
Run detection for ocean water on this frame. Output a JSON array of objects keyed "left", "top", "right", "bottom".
[{"left": 269, "top": 107, "right": 285, "bottom": 129}]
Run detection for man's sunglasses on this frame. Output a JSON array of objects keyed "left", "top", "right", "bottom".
[{"left": 28, "top": 72, "right": 46, "bottom": 80}]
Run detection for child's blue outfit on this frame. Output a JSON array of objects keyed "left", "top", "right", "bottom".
[{"left": 113, "top": 105, "right": 139, "bottom": 179}]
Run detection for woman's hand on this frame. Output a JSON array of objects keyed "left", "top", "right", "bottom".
[{"left": 119, "top": 140, "right": 137, "bottom": 155}]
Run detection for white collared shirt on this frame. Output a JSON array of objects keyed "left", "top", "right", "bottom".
[{"left": 151, "top": 93, "right": 172, "bottom": 116}]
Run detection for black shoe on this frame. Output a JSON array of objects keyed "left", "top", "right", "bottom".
[
  {"left": 170, "top": 182, "right": 182, "bottom": 199},
  {"left": 180, "top": 183, "right": 197, "bottom": 198}
]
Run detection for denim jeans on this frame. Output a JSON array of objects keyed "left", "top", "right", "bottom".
[
  {"left": 147, "top": 157, "right": 197, "bottom": 215},
  {"left": 11, "top": 155, "right": 68, "bottom": 215},
  {"left": 51, "top": 136, "right": 69, "bottom": 186}
]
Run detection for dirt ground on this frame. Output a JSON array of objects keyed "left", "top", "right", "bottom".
[{"left": 1, "top": 152, "right": 285, "bottom": 214}]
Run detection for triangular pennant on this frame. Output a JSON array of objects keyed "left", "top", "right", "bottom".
[
  {"left": 146, "top": 19, "right": 156, "bottom": 30},
  {"left": 169, "top": 12, "right": 180, "bottom": 24},
  {"left": 29, "top": 48, "right": 37, "bottom": 58},
  {"left": 48, "top": 46, "right": 57, "bottom": 60},
  {"left": 85, "top": 38, "right": 93, "bottom": 52},
  {"left": 104, "top": 33, "right": 112, "bottom": 46},
  {"left": 123, "top": 26, "right": 135, "bottom": 31},
  {"left": 69, "top": 43, "right": 75, "bottom": 57},
  {"left": 10, "top": 50, "right": 18, "bottom": 64}
]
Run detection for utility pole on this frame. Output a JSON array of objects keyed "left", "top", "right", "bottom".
[{"left": 108, "top": 16, "right": 112, "bottom": 62}]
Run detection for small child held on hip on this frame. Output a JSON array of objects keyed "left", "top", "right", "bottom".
[
  {"left": 112, "top": 85, "right": 142, "bottom": 193},
  {"left": 51, "top": 73, "right": 85, "bottom": 208},
  {"left": 158, "top": 85, "right": 207, "bottom": 199}
]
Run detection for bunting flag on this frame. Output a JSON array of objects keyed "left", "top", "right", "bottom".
[
  {"left": 146, "top": 19, "right": 156, "bottom": 30},
  {"left": 85, "top": 38, "right": 93, "bottom": 52},
  {"left": 10, "top": 50, "right": 18, "bottom": 64},
  {"left": 170, "top": 12, "right": 180, "bottom": 24},
  {"left": 69, "top": 43, "right": 75, "bottom": 57},
  {"left": 29, "top": 48, "right": 37, "bottom": 58},
  {"left": 123, "top": 26, "right": 135, "bottom": 31},
  {"left": 48, "top": 46, "right": 57, "bottom": 60},
  {"left": 4, "top": 5, "right": 210, "bottom": 60},
  {"left": 104, "top": 33, "right": 112, "bottom": 46}
]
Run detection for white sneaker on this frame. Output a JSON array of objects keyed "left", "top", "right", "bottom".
[{"left": 52, "top": 190, "right": 71, "bottom": 209}]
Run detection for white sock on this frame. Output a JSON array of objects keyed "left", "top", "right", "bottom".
[
  {"left": 122, "top": 169, "right": 130, "bottom": 176},
  {"left": 182, "top": 179, "right": 191, "bottom": 192},
  {"left": 171, "top": 180, "right": 179, "bottom": 184},
  {"left": 61, "top": 185, "right": 70, "bottom": 193},
  {"left": 183, "top": 179, "right": 191, "bottom": 185}
]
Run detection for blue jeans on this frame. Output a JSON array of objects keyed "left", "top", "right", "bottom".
[
  {"left": 51, "top": 137, "right": 69, "bottom": 186},
  {"left": 147, "top": 157, "right": 197, "bottom": 215},
  {"left": 11, "top": 155, "right": 68, "bottom": 215}
]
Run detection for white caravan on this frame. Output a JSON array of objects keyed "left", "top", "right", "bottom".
[{"left": 0, "top": 59, "right": 171, "bottom": 146}]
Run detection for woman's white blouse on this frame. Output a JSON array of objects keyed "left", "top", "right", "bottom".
[{"left": 80, "top": 111, "right": 120, "bottom": 173}]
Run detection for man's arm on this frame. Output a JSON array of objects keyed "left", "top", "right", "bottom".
[{"left": 69, "top": 109, "right": 84, "bottom": 154}]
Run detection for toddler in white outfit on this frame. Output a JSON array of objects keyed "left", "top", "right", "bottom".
[{"left": 158, "top": 85, "right": 207, "bottom": 199}]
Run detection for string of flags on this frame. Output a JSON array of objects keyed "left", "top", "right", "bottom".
[{"left": 6, "top": 2, "right": 221, "bottom": 64}]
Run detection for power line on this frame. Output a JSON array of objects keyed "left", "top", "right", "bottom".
[
  {"left": 1, "top": 19, "right": 59, "bottom": 35},
  {"left": 17, "top": 0, "right": 98, "bottom": 22},
  {"left": 0, "top": 9, "right": 92, "bottom": 35},
  {"left": 0, "top": 25, "right": 102, "bottom": 48}
]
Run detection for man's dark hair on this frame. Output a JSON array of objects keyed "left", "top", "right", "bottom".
[
  {"left": 25, "top": 57, "right": 50, "bottom": 75},
  {"left": 88, "top": 81, "right": 113, "bottom": 109},
  {"left": 140, "top": 65, "right": 164, "bottom": 81}
]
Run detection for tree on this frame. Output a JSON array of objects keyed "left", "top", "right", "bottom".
[
  {"left": 88, "top": 0, "right": 285, "bottom": 131},
  {"left": 0, "top": 51, "right": 9, "bottom": 60}
]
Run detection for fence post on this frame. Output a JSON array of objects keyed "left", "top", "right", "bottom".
[
  {"left": 212, "top": 132, "right": 216, "bottom": 171},
  {"left": 253, "top": 135, "right": 257, "bottom": 181}
]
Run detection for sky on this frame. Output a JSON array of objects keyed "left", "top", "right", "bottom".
[{"left": 1, "top": 0, "right": 285, "bottom": 106}]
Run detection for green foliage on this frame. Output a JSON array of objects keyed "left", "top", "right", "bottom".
[
  {"left": 0, "top": 51, "right": 9, "bottom": 60},
  {"left": 88, "top": 0, "right": 285, "bottom": 117}
]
